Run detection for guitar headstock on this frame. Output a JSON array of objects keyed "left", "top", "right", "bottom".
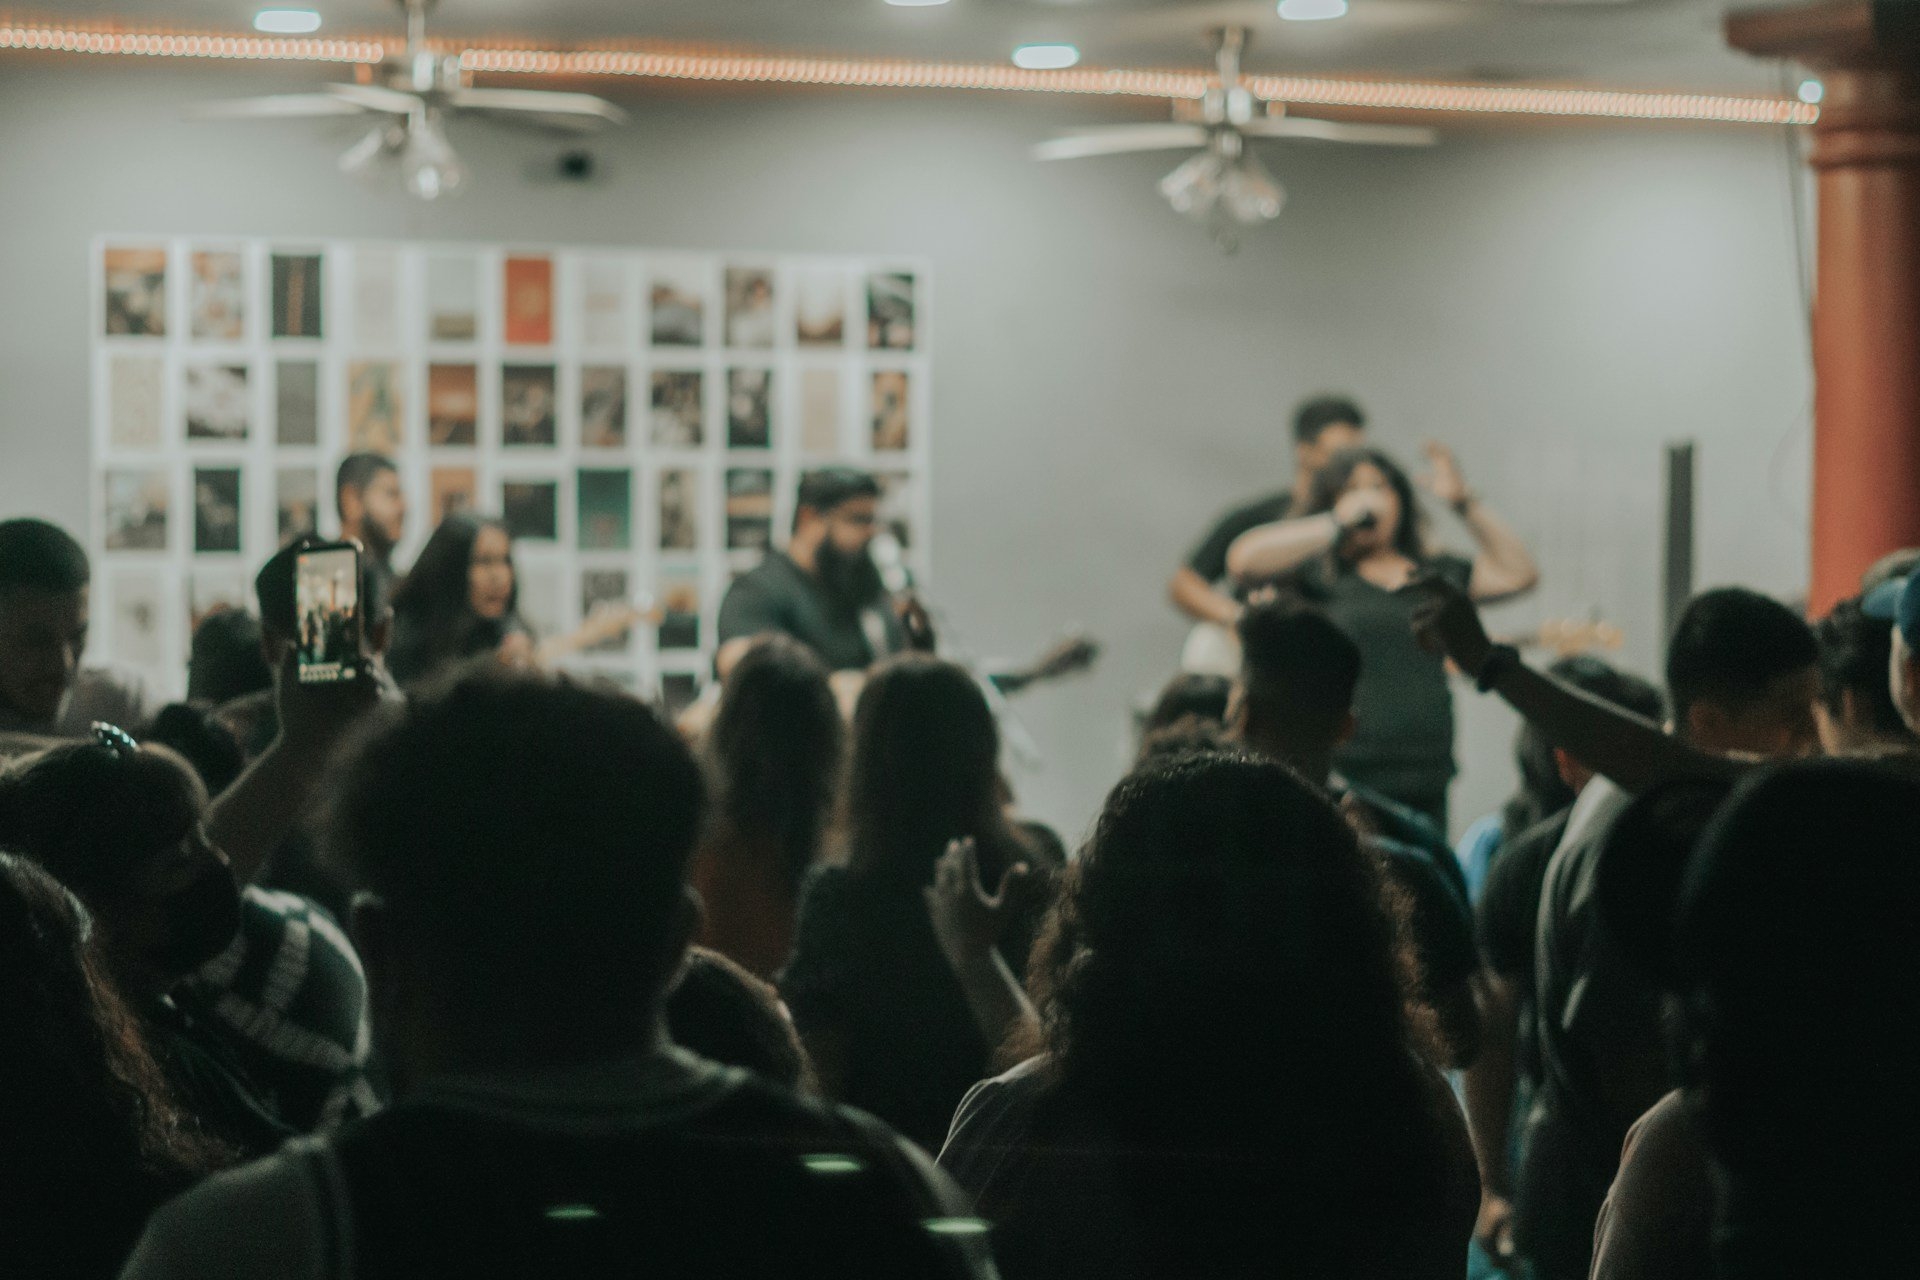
[
  {"left": 1029, "top": 633, "right": 1101, "bottom": 682},
  {"left": 1508, "top": 618, "right": 1625, "bottom": 658}
]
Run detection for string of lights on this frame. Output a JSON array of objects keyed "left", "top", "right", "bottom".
[{"left": 0, "top": 22, "right": 1818, "bottom": 127}]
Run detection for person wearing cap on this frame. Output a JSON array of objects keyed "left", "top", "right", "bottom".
[
  {"left": 1860, "top": 559, "right": 1920, "bottom": 736},
  {"left": 716, "top": 468, "right": 906, "bottom": 675}
]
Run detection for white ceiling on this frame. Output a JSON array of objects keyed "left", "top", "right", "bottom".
[{"left": 17, "top": 1, "right": 1794, "bottom": 92}]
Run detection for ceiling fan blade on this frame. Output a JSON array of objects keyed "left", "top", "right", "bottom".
[
  {"left": 187, "top": 94, "right": 369, "bottom": 120},
  {"left": 324, "top": 81, "right": 423, "bottom": 115},
  {"left": 448, "top": 88, "right": 628, "bottom": 128},
  {"left": 1242, "top": 116, "right": 1439, "bottom": 147},
  {"left": 1033, "top": 124, "right": 1208, "bottom": 161}
]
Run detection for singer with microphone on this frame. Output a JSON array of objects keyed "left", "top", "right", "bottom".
[
  {"left": 1224, "top": 444, "right": 1539, "bottom": 832},
  {"left": 716, "top": 468, "right": 912, "bottom": 677}
]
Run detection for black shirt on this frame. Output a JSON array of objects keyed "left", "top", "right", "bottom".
[
  {"left": 1185, "top": 492, "right": 1293, "bottom": 586},
  {"left": 1291, "top": 553, "right": 1475, "bottom": 807},
  {"left": 717, "top": 552, "right": 904, "bottom": 673},
  {"left": 1520, "top": 781, "right": 1671, "bottom": 1280}
]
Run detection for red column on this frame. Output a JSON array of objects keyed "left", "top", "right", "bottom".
[{"left": 1729, "top": 3, "right": 1920, "bottom": 614}]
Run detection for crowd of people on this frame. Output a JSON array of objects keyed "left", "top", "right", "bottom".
[{"left": 1, "top": 406, "right": 1914, "bottom": 1279}]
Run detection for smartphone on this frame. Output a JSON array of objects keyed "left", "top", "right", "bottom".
[{"left": 294, "top": 541, "right": 364, "bottom": 685}]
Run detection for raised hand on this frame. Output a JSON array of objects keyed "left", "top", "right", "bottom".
[
  {"left": 1408, "top": 572, "right": 1495, "bottom": 675},
  {"left": 924, "top": 837, "right": 1031, "bottom": 972},
  {"left": 1420, "top": 440, "right": 1471, "bottom": 510}
]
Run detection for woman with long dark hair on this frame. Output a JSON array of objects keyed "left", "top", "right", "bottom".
[
  {"left": 779, "top": 654, "right": 1046, "bottom": 1152},
  {"left": 938, "top": 751, "right": 1479, "bottom": 1280},
  {"left": 1223, "top": 444, "right": 1539, "bottom": 829},
  {"left": 689, "top": 635, "right": 845, "bottom": 980},
  {"left": 387, "top": 513, "right": 528, "bottom": 686},
  {"left": 0, "top": 852, "right": 235, "bottom": 1278}
]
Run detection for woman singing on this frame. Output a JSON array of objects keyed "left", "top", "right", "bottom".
[
  {"left": 387, "top": 513, "right": 531, "bottom": 687},
  {"left": 1225, "top": 444, "right": 1538, "bottom": 831}
]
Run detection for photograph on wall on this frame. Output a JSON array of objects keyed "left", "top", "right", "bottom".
[
  {"left": 658, "top": 469, "right": 700, "bottom": 551},
  {"left": 799, "top": 368, "right": 842, "bottom": 455},
  {"left": 275, "top": 360, "right": 319, "bottom": 446},
  {"left": 193, "top": 467, "right": 243, "bottom": 554},
  {"left": 726, "top": 369, "right": 772, "bottom": 449},
  {"left": 352, "top": 249, "right": 402, "bottom": 347},
  {"left": 502, "top": 364, "right": 558, "bottom": 447},
  {"left": 577, "top": 468, "right": 632, "bottom": 551},
  {"left": 650, "top": 370, "right": 704, "bottom": 448},
  {"left": 104, "top": 469, "right": 169, "bottom": 551},
  {"left": 109, "top": 569, "right": 167, "bottom": 671},
  {"left": 580, "top": 569, "right": 631, "bottom": 653},
  {"left": 659, "top": 672, "right": 702, "bottom": 720},
  {"left": 188, "top": 567, "right": 250, "bottom": 637},
  {"left": 580, "top": 366, "right": 627, "bottom": 449},
  {"left": 502, "top": 478, "right": 559, "bottom": 542},
  {"left": 189, "top": 249, "right": 245, "bottom": 342},
  {"left": 794, "top": 269, "right": 845, "bottom": 347},
  {"left": 426, "top": 254, "right": 479, "bottom": 341},
  {"left": 276, "top": 468, "right": 320, "bottom": 545},
  {"left": 270, "top": 252, "right": 324, "bottom": 339},
  {"left": 347, "top": 361, "right": 404, "bottom": 455},
  {"left": 867, "top": 272, "right": 916, "bottom": 350},
  {"left": 430, "top": 466, "right": 478, "bottom": 526},
  {"left": 871, "top": 370, "right": 910, "bottom": 452},
  {"left": 108, "top": 355, "right": 164, "bottom": 450},
  {"left": 428, "top": 363, "right": 479, "bottom": 447},
  {"left": 580, "top": 258, "right": 627, "bottom": 347},
  {"left": 104, "top": 245, "right": 168, "bottom": 337},
  {"left": 184, "top": 363, "right": 250, "bottom": 442},
  {"left": 504, "top": 255, "right": 554, "bottom": 346},
  {"left": 516, "top": 563, "right": 564, "bottom": 645},
  {"left": 724, "top": 267, "right": 776, "bottom": 349},
  {"left": 657, "top": 569, "right": 701, "bottom": 650},
  {"left": 650, "top": 265, "right": 706, "bottom": 347},
  {"left": 725, "top": 468, "right": 774, "bottom": 552}
]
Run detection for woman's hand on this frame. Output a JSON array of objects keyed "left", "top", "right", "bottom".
[
  {"left": 924, "top": 837, "right": 1031, "bottom": 972},
  {"left": 1419, "top": 440, "right": 1471, "bottom": 510},
  {"left": 496, "top": 632, "right": 536, "bottom": 669}
]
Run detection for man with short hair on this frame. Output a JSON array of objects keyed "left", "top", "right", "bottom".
[
  {"left": 1861, "top": 559, "right": 1920, "bottom": 736},
  {"left": 717, "top": 468, "right": 906, "bottom": 673},
  {"left": 1227, "top": 599, "right": 1484, "bottom": 1068},
  {"left": 334, "top": 453, "right": 405, "bottom": 612},
  {"left": 0, "top": 517, "right": 151, "bottom": 741},
  {"left": 121, "top": 672, "right": 997, "bottom": 1279},
  {"left": 1168, "top": 395, "right": 1367, "bottom": 636},
  {"left": 1419, "top": 583, "right": 1818, "bottom": 1280}
]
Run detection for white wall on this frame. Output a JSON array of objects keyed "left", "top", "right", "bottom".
[{"left": 0, "top": 61, "right": 1813, "bottom": 842}]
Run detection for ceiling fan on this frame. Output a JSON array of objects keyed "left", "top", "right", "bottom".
[
  {"left": 189, "top": 0, "right": 628, "bottom": 200},
  {"left": 1035, "top": 27, "right": 1438, "bottom": 245}
]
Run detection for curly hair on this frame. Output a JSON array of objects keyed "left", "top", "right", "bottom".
[{"left": 0, "top": 851, "right": 233, "bottom": 1208}]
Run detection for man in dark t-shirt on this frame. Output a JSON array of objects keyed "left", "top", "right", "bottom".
[
  {"left": 718, "top": 468, "right": 906, "bottom": 674},
  {"left": 1168, "top": 395, "right": 1367, "bottom": 647}
]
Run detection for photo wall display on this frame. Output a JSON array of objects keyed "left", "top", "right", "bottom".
[{"left": 91, "top": 237, "right": 933, "bottom": 701}]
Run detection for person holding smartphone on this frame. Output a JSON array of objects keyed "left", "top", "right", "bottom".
[
  {"left": 1224, "top": 444, "right": 1539, "bottom": 832},
  {"left": 387, "top": 514, "right": 529, "bottom": 688}
]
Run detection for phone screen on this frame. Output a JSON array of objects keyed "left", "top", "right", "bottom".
[{"left": 295, "top": 544, "right": 363, "bottom": 684}]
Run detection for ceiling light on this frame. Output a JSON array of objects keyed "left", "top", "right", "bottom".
[
  {"left": 885, "top": 0, "right": 951, "bottom": 6},
  {"left": 1797, "top": 79, "right": 1824, "bottom": 105},
  {"left": 402, "top": 110, "right": 466, "bottom": 200},
  {"left": 253, "top": 8, "right": 322, "bottom": 34},
  {"left": 1278, "top": 0, "right": 1349, "bottom": 20},
  {"left": 1012, "top": 44, "right": 1079, "bottom": 71}
]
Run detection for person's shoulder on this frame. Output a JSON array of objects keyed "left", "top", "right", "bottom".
[
  {"left": 66, "top": 664, "right": 154, "bottom": 733},
  {"left": 119, "top": 1140, "right": 330, "bottom": 1279}
]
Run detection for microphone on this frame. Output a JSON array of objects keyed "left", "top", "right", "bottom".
[
  {"left": 869, "top": 532, "right": 913, "bottom": 596},
  {"left": 1350, "top": 511, "right": 1378, "bottom": 531}
]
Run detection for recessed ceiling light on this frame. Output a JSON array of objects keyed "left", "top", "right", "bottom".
[
  {"left": 885, "top": 0, "right": 952, "bottom": 6},
  {"left": 1278, "top": 0, "right": 1349, "bottom": 20},
  {"left": 1797, "top": 79, "right": 1824, "bottom": 104},
  {"left": 1012, "top": 43, "right": 1079, "bottom": 71},
  {"left": 253, "top": 8, "right": 322, "bottom": 34}
]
